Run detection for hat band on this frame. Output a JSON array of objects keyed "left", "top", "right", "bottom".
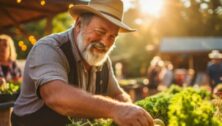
[{"left": 100, "top": 11, "right": 121, "bottom": 21}]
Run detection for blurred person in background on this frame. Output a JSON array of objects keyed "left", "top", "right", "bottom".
[
  {"left": 0, "top": 34, "right": 22, "bottom": 86},
  {"left": 147, "top": 56, "right": 163, "bottom": 90},
  {"left": 172, "top": 68, "right": 187, "bottom": 87},
  {"left": 159, "top": 61, "right": 174, "bottom": 88},
  {"left": 11, "top": 0, "right": 154, "bottom": 126},
  {"left": 207, "top": 50, "right": 222, "bottom": 92},
  {"left": 184, "top": 68, "right": 195, "bottom": 86}
]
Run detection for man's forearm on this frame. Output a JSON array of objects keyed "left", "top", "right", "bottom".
[
  {"left": 40, "top": 80, "right": 154, "bottom": 126},
  {"left": 40, "top": 80, "right": 123, "bottom": 118}
]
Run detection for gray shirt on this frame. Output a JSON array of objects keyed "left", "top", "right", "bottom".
[{"left": 13, "top": 27, "right": 123, "bottom": 116}]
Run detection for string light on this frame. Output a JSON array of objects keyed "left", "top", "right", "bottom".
[
  {"left": 16, "top": 0, "right": 22, "bottom": 4},
  {"left": 68, "top": 4, "right": 74, "bottom": 9},
  {"left": 40, "top": 0, "right": 46, "bottom": 6},
  {"left": 21, "top": 45, "right": 27, "bottom": 52},
  {"left": 28, "top": 35, "right": 37, "bottom": 45},
  {"left": 18, "top": 41, "right": 24, "bottom": 47},
  {"left": 18, "top": 40, "right": 27, "bottom": 52}
]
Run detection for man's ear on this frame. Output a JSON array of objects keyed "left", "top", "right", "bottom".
[{"left": 75, "top": 17, "right": 81, "bottom": 33}]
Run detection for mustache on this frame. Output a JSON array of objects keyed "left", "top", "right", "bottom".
[{"left": 90, "top": 42, "right": 109, "bottom": 52}]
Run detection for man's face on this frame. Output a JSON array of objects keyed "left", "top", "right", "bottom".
[{"left": 76, "top": 16, "right": 119, "bottom": 66}]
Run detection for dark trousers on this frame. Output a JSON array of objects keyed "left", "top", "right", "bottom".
[{"left": 11, "top": 106, "right": 69, "bottom": 126}]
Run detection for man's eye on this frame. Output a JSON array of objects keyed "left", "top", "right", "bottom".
[
  {"left": 109, "top": 36, "right": 116, "bottom": 41},
  {"left": 95, "top": 29, "right": 105, "bottom": 35}
]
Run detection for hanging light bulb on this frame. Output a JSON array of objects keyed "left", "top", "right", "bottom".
[
  {"left": 21, "top": 45, "right": 27, "bottom": 52},
  {"left": 69, "top": 4, "right": 74, "bottom": 9},
  {"left": 28, "top": 35, "right": 37, "bottom": 45},
  {"left": 40, "top": 0, "right": 46, "bottom": 6},
  {"left": 17, "top": 0, "right": 22, "bottom": 4},
  {"left": 18, "top": 41, "right": 24, "bottom": 47}
]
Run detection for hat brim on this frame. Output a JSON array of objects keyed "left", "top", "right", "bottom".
[
  {"left": 69, "top": 5, "right": 136, "bottom": 33},
  {"left": 209, "top": 54, "right": 222, "bottom": 59}
]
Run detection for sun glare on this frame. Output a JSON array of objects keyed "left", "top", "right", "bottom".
[{"left": 139, "top": 0, "right": 164, "bottom": 17}]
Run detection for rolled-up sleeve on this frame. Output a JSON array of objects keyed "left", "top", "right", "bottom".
[{"left": 28, "top": 44, "right": 69, "bottom": 91}]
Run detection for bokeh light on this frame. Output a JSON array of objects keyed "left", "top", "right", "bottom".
[
  {"left": 139, "top": 0, "right": 164, "bottom": 17},
  {"left": 40, "top": 0, "right": 46, "bottom": 6},
  {"left": 16, "top": 0, "right": 22, "bottom": 4}
]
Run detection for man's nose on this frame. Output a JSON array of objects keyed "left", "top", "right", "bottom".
[{"left": 100, "top": 36, "right": 113, "bottom": 48}]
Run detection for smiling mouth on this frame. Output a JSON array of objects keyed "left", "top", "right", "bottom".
[{"left": 91, "top": 43, "right": 107, "bottom": 52}]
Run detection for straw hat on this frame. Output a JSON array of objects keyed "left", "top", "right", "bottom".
[
  {"left": 208, "top": 50, "right": 222, "bottom": 59},
  {"left": 69, "top": 0, "right": 135, "bottom": 32}
]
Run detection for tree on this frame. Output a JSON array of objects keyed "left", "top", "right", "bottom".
[{"left": 5, "top": 0, "right": 222, "bottom": 77}]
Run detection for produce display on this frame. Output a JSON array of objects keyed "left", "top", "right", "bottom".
[
  {"left": 0, "top": 82, "right": 20, "bottom": 94},
  {"left": 66, "top": 118, "right": 115, "bottom": 126},
  {"left": 136, "top": 85, "right": 222, "bottom": 126},
  {"left": 213, "top": 93, "right": 222, "bottom": 122},
  {"left": 67, "top": 118, "right": 164, "bottom": 126},
  {"left": 0, "top": 82, "right": 20, "bottom": 102},
  {"left": 66, "top": 85, "right": 222, "bottom": 126}
]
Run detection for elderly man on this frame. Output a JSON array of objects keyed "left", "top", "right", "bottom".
[
  {"left": 11, "top": 0, "right": 154, "bottom": 126},
  {"left": 207, "top": 50, "right": 222, "bottom": 91}
]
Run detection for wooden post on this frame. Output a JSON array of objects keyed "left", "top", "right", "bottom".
[
  {"left": 45, "top": 15, "right": 54, "bottom": 35},
  {"left": 189, "top": 55, "right": 194, "bottom": 69}
]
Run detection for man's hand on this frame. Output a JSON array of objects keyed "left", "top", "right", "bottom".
[
  {"left": 40, "top": 80, "right": 154, "bottom": 125},
  {"left": 111, "top": 103, "right": 154, "bottom": 126}
]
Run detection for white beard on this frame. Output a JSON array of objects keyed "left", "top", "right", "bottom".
[{"left": 76, "top": 31, "right": 115, "bottom": 66}]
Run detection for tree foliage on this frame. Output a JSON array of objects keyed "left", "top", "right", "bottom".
[
  {"left": 110, "top": 0, "right": 222, "bottom": 77},
  {"left": 6, "top": 0, "right": 222, "bottom": 77}
]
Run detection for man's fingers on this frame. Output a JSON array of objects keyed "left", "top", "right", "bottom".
[
  {"left": 113, "top": 104, "right": 154, "bottom": 126},
  {"left": 143, "top": 110, "right": 154, "bottom": 126},
  {"left": 137, "top": 114, "right": 149, "bottom": 126},
  {"left": 136, "top": 106, "right": 154, "bottom": 126},
  {"left": 132, "top": 120, "right": 142, "bottom": 126}
]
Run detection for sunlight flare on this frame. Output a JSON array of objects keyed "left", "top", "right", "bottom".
[{"left": 139, "top": 0, "right": 164, "bottom": 16}]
